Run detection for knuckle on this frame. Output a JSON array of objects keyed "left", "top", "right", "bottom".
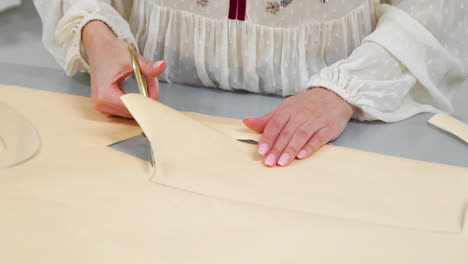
[
  {"left": 295, "top": 127, "right": 310, "bottom": 139},
  {"left": 268, "top": 120, "right": 283, "bottom": 131},
  {"left": 315, "top": 132, "right": 327, "bottom": 143},
  {"left": 259, "top": 135, "right": 274, "bottom": 145},
  {"left": 280, "top": 129, "right": 292, "bottom": 139},
  {"left": 296, "top": 108, "right": 310, "bottom": 118},
  {"left": 325, "top": 121, "right": 337, "bottom": 130},
  {"left": 312, "top": 112, "right": 324, "bottom": 120}
]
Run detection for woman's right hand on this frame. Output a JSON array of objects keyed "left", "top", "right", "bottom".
[{"left": 82, "top": 20, "right": 166, "bottom": 118}]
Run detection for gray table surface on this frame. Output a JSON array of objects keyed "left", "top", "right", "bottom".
[{"left": 1, "top": 62, "right": 467, "bottom": 167}]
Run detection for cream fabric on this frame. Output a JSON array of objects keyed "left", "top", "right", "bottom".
[
  {"left": 1, "top": 85, "right": 468, "bottom": 263},
  {"left": 429, "top": 114, "right": 468, "bottom": 143},
  {"left": 33, "top": 0, "right": 468, "bottom": 121}
]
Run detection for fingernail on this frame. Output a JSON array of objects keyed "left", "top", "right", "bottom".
[
  {"left": 265, "top": 154, "right": 276, "bottom": 167},
  {"left": 152, "top": 61, "right": 163, "bottom": 69},
  {"left": 243, "top": 117, "right": 253, "bottom": 123},
  {"left": 258, "top": 143, "right": 270, "bottom": 155},
  {"left": 278, "top": 153, "right": 290, "bottom": 167},
  {"left": 297, "top": 149, "right": 308, "bottom": 159}
]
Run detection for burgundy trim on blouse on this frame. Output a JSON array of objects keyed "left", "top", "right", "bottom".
[
  {"left": 237, "top": 0, "right": 246, "bottom": 20},
  {"left": 228, "top": 0, "right": 246, "bottom": 21},
  {"left": 228, "top": 0, "right": 238, "bottom": 20}
]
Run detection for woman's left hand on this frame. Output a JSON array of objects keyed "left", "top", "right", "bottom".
[{"left": 243, "top": 87, "right": 357, "bottom": 167}]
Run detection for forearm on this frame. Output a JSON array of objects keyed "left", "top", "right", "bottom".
[
  {"left": 33, "top": 0, "right": 136, "bottom": 75},
  {"left": 82, "top": 20, "right": 119, "bottom": 64}
]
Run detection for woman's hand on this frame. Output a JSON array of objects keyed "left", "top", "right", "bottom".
[
  {"left": 82, "top": 20, "right": 166, "bottom": 118},
  {"left": 243, "top": 88, "right": 357, "bottom": 167}
]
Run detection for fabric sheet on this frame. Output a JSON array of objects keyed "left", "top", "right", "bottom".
[
  {"left": 1, "top": 85, "right": 467, "bottom": 263},
  {"left": 123, "top": 93, "right": 468, "bottom": 233},
  {"left": 429, "top": 114, "right": 468, "bottom": 144}
]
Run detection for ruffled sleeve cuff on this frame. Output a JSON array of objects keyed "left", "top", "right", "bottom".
[
  {"left": 55, "top": 2, "right": 137, "bottom": 75},
  {"left": 306, "top": 4, "right": 466, "bottom": 122},
  {"left": 305, "top": 58, "right": 428, "bottom": 122}
]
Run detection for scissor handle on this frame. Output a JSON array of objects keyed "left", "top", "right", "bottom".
[{"left": 128, "top": 43, "right": 149, "bottom": 97}]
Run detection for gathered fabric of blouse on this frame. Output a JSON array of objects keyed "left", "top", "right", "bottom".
[{"left": 33, "top": 0, "right": 468, "bottom": 122}]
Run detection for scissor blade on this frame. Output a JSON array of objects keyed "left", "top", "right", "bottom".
[{"left": 108, "top": 134, "right": 154, "bottom": 164}]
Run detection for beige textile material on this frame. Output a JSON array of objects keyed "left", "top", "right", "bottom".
[
  {"left": 123, "top": 93, "right": 468, "bottom": 233},
  {"left": 429, "top": 114, "right": 468, "bottom": 144},
  {"left": 0, "top": 101, "right": 40, "bottom": 168},
  {"left": 1, "top": 85, "right": 468, "bottom": 263}
]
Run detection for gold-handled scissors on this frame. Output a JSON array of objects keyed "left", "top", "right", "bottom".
[
  {"left": 129, "top": 43, "right": 149, "bottom": 97},
  {"left": 128, "top": 43, "right": 155, "bottom": 167}
]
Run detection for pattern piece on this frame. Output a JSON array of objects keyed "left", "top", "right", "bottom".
[
  {"left": 429, "top": 114, "right": 468, "bottom": 143},
  {"left": 123, "top": 93, "right": 468, "bottom": 234},
  {"left": 0, "top": 101, "right": 40, "bottom": 169}
]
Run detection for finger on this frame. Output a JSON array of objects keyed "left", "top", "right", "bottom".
[
  {"left": 264, "top": 116, "right": 309, "bottom": 167},
  {"left": 296, "top": 126, "right": 336, "bottom": 160},
  {"left": 256, "top": 113, "right": 290, "bottom": 157},
  {"left": 146, "top": 76, "right": 160, "bottom": 100},
  {"left": 242, "top": 112, "right": 274, "bottom": 133},
  {"left": 138, "top": 56, "right": 165, "bottom": 101},
  {"left": 277, "top": 120, "right": 322, "bottom": 167},
  {"left": 138, "top": 54, "right": 166, "bottom": 77},
  {"left": 95, "top": 84, "right": 132, "bottom": 118},
  {"left": 96, "top": 104, "right": 132, "bottom": 119}
]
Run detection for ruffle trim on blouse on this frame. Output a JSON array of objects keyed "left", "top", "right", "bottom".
[
  {"left": 306, "top": 52, "right": 424, "bottom": 122},
  {"left": 55, "top": 2, "right": 137, "bottom": 75},
  {"left": 129, "top": 0, "right": 380, "bottom": 96},
  {"left": 308, "top": 4, "right": 466, "bottom": 121}
]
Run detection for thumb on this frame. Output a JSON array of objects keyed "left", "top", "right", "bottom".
[
  {"left": 243, "top": 112, "right": 273, "bottom": 133},
  {"left": 138, "top": 54, "right": 166, "bottom": 77},
  {"left": 137, "top": 54, "right": 166, "bottom": 101},
  {"left": 95, "top": 84, "right": 132, "bottom": 118}
]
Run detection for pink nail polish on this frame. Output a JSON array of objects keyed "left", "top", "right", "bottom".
[
  {"left": 152, "top": 61, "right": 163, "bottom": 69},
  {"left": 265, "top": 154, "right": 276, "bottom": 167},
  {"left": 258, "top": 143, "right": 269, "bottom": 155},
  {"left": 278, "top": 153, "right": 290, "bottom": 167},
  {"left": 297, "top": 149, "right": 308, "bottom": 159}
]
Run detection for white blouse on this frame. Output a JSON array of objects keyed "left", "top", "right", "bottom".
[{"left": 33, "top": 0, "right": 468, "bottom": 122}]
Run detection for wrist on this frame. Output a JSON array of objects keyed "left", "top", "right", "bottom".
[
  {"left": 82, "top": 20, "right": 118, "bottom": 55},
  {"left": 310, "top": 87, "right": 357, "bottom": 117}
]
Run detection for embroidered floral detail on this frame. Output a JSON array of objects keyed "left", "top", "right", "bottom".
[
  {"left": 280, "top": 0, "right": 293, "bottom": 7},
  {"left": 196, "top": 0, "right": 209, "bottom": 7},
  {"left": 266, "top": 0, "right": 293, "bottom": 14},
  {"left": 266, "top": 1, "right": 281, "bottom": 14}
]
